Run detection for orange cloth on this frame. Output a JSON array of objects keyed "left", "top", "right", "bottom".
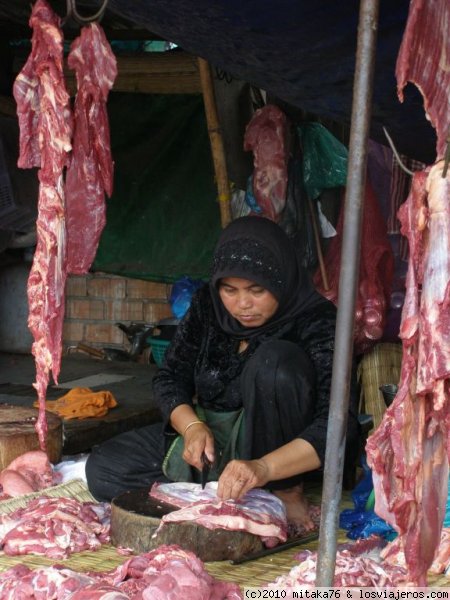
[{"left": 35, "top": 387, "right": 118, "bottom": 420}]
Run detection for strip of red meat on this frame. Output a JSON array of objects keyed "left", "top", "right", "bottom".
[
  {"left": 65, "top": 23, "right": 117, "bottom": 274},
  {"left": 12, "top": 0, "right": 73, "bottom": 450}
]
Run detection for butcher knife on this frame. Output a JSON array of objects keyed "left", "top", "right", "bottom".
[
  {"left": 230, "top": 531, "right": 319, "bottom": 564},
  {"left": 201, "top": 452, "right": 212, "bottom": 489}
]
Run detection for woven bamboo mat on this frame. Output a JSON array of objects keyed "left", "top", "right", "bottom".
[{"left": 0, "top": 481, "right": 447, "bottom": 588}]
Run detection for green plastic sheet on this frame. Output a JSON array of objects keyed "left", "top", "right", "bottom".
[{"left": 93, "top": 93, "right": 222, "bottom": 282}]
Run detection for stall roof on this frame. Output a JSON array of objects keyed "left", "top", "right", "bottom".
[{"left": 0, "top": 0, "right": 437, "bottom": 163}]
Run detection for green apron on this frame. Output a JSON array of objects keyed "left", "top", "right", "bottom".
[{"left": 162, "top": 406, "right": 245, "bottom": 483}]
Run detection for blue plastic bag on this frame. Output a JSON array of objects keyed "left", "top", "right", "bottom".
[
  {"left": 339, "top": 455, "right": 396, "bottom": 541},
  {"left": 169, "top": 276, "right": 203, "bottom": 319}
]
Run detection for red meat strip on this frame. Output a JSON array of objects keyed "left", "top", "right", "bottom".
[
  {"left": 65, "top": 22, "right": 117, "bottom": 274},
  {"left": 0, "top": 496, "right": 110, "bottom": 559},
  {"left": 12, "top": 0, "right": 72, "bottom": 450},
  {"left": 0, "top": 450, "right": 59, "bottom": 497},
  {"left": 366, "top": 163, "right": 450, "bottom": 585},
  {"left": 150, "top": 481, "right": 287, "bottom": 547},
  {"left": 396, "top": 0, "right": 450, "bottom": 159},
  {"left": 243, "top": 104, "right": 289, "bottom": 222}
]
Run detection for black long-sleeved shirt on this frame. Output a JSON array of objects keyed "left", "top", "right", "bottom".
[{"left": 152, "top": 284, "right": 359, "bottom": 465}]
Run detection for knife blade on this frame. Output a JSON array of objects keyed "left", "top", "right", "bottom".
[
  {"left": 230, "top": 531, "right": 319, "bottom": 564},
  {"left": 201, "top": 452, "right": 211, "bottom": 489}
]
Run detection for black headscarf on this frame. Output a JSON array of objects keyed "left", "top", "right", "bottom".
[{"left": 209, "top": 216, "right": 327, "bottom": 339}]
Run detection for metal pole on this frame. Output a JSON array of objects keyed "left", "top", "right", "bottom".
[{"left": 315, "top": 0, "right": 379, "bottom": 587}]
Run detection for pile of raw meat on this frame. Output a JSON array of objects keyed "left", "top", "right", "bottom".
[
  {"left": 0, "top": 496, "right": 110, "bottom": 559},
  {"left": 0, "top": 545, "right": 242, "bottom": 599},
  {"left": 266, "top": 538, "right": 409, "bottom": 592},
  {"left": 150, "top": 481, "right": 288, "bottom": 547},
  {"left": 13, "top": 0, "right": 117, "bottom": 451}
]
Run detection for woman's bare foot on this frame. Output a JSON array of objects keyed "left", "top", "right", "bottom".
[{"left": 273, "top": 484, "right": 316, "bottom": 532}]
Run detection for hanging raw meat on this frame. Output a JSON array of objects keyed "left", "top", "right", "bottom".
[
  {"left": 243, "top": 104, "right": 289, "bottom": 222},
  {"left": 13, "top": 0, "right": 73, "bottom": 450},
  {"left": 396, "top": 0, "right": 450, "bottom": 160},
  {"left": 65, "top": 23, "right": 117, "bottom": 274},
  {"left": 366, "top": 162, "right": 450, "bottom": 586},
  {"left": 314, "top": 182, "right": 394, "bottom": 354}
]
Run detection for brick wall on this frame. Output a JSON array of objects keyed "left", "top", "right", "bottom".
[{"left": 63, "top": 272, "right": 173, "bottom": 354}]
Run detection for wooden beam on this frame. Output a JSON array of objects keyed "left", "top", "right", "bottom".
[
  {"left": 198, "top": 57, "right": 232, "bottom": 228},
  {"left": 13, "top": 51, "right": 202, "bottom": 96}
]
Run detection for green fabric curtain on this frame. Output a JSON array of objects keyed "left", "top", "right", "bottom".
[{"left": 93, "top": 93, "right": 222, "bottom": 282}]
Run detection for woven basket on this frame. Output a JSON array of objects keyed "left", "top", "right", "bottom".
[{"left": 357, "top": 342, "right": 402, "bottom": 431}]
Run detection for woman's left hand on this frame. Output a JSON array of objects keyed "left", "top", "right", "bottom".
[{"left": 217, "top": 458, "right": 270, "bottom": 501}]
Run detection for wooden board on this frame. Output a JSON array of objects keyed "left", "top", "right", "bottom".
[
  {"left": 111, "top": 489, "right": 264, "bottom": 562},
  {"left": 0, "top": 405, "right": 62, "bottom": 469}
]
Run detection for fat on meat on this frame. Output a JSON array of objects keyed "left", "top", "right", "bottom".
[
  {"left": 150, "top": 481, "right": 287, "bottom": 547},
  {"left": 396, "top": 0, "right": 450, "bottom": 159},
  {"left": 12, "top": 0, "right": 73, "bottom": 451},
  {"left": 366, "top": 162, "right": 450, "bottom": 586},
  {"left": 0, "top": 450, "right": 58, "bottom": 497},
  {"left": 65, "top": 23, "right": 117, "bottom": 274},
  {"left": 243, "top": 104, "right": 289, "bottom": 222}
]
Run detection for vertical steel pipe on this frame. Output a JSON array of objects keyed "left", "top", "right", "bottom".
[{"left": 315, "top": 0, "right": 380, "bottom": 587}]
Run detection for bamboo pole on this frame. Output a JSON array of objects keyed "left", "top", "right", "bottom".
[{"left": 197, "top": 57, "right": 232, "bottom": 227}]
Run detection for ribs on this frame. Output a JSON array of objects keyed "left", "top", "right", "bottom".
[{"left": 366, "top": 162, "right": 450, "bottom": 585}]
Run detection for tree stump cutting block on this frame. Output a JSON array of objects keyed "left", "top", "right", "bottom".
[
  {"left": 111, "top": 489, "right": 264, "bottom": 562},
  {"left": 0, "top": 405, "right": 63, "bottom": 469}
]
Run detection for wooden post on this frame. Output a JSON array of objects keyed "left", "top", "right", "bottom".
[{"left": 197, "top": 57, "right": 232, "bottom": 227}]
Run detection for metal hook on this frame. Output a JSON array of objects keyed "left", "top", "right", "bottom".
[
  {"left": 442, "top": 126, "right": 450, "bottom": 178},
  {"left": 382, "top": 126, "right": 414, "bottom": 176},
  {"left": 62, "top": 0, "right": 109, "bottom": 26}
]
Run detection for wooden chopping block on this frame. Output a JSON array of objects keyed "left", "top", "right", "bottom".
[
  {"left": 0, "top": 405, "right": 63, "bottom": 469},
  {"left": 111, "top": 489, "right": 264, "bottom": 562}
]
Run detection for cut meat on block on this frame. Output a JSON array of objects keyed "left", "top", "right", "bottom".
[
  {"left": 110, "top": 489, "right": 263, "bottom": 562},
  {"left": 150, "top": 481, "right": 288, "bottom": 547}
]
